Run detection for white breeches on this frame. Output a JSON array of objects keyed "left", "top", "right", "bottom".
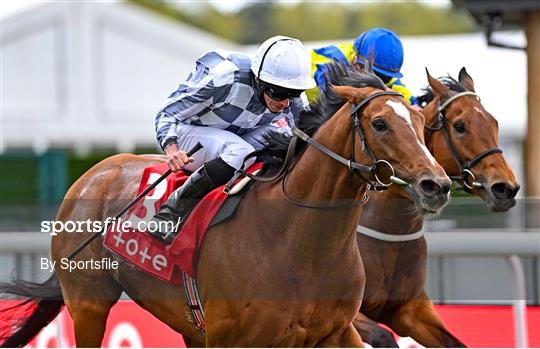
[{"left": 175, "top": 124, "right": 256, "bottom": 172}]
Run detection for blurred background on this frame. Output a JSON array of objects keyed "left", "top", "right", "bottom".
[{"left": 1, "top": 0, "right": 539, "bottom": 347}]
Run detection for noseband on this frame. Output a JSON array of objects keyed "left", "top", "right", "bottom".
[{"left": 425, "top": 91, "right": 502, "bottom": 190}]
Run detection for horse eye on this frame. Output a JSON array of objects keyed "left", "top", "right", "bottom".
[
  {"left": 454, "top": 121, "right": 466, "bottom": 134},
  {"left": 372, "top": 119, "right": 388, "bottom": 132}
]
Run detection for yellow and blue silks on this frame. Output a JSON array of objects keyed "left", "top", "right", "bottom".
[{"left": 307, "top": 43, "right": 416, "bottom": 106}]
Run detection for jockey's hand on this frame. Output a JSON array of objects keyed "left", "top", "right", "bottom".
[{"left": 164, "top": 144, "right": 193, "bottom": 172}]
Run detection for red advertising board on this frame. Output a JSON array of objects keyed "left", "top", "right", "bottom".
[{"left": 17, "top": 302, "right": 540, "bottom": 348}]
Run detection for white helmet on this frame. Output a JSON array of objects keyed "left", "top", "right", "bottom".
[{"left": 251, "top": 36, "right": 316, "bottom": 90}]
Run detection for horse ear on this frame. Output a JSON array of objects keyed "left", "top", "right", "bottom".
[
  {"left": 331, "top": 85, "right": 361, "bottom": 103},
  {"left": 363, "top": 46, "right": 375, "bottom": 74},
  {"left": 425, "top": 67, "right": 449, "bottom": 97},
  {"left": 458, "top": 67, "right": 475, "bottom": 92}
]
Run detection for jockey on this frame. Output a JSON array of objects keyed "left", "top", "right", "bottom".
[
  {"left": 149, "top": 36, "right": 315, "bottom": 243},
  {"left": 306, "top": 28, "right": 417, "bottom": 105}
]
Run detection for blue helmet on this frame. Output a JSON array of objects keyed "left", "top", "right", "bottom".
[{"left": 353, "top": 28, "right": 404, "bottom": 78}]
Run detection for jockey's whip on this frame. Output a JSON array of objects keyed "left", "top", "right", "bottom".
[{"left": 66, "top": 142, "right": 204, "bottom": 260}]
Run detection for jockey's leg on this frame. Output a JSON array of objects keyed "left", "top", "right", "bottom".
[
  {"left": 173, "top": 125, "right": 256, "bottom": 172},
  {"left": 149, "top": 157, "right": 232, "bottom": 243},
  {"left": 149, "top": 126, "right": 255, "bottom": 243}
]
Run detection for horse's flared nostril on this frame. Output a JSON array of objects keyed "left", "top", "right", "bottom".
[
  {"left": 512, "top": 184, "right": 521, "bottom": 198},
  {"left": 491, "top": 182, "right": 519, "bottom": 199},
  {"left": 419, "top": 179, "right": 443, "bottom": 197},
  {"left": 440, "top": 179, "right": 452, "bottom": 194}
]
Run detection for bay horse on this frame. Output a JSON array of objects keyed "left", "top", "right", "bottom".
[
  {"left": 1, "top": 64, "right": 451, "bottom": 347},
  {"left": 352, "top": 68, "right": 520, "bottom": 347}
]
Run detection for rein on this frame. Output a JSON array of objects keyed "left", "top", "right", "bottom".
[
  {"left": 226, "top": 90, "right": 411, "bottom": 209},
  {"left": 425, "top": 91, "right": 502, "bottom": 190}
]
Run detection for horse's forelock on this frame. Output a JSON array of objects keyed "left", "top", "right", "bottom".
[
  {"left": 300, "top": 63, "right": 385, "bottom": 135},
  {"left": 418, "top": 75, "right": 468, "bottom": 107}
]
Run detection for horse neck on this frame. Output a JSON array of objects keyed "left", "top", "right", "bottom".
[
  {"left": 282, "top": 106, "right": 367, "bottom": 251},
  {"left": 359, "top": 187, "right": 424, "bottom": 235}
]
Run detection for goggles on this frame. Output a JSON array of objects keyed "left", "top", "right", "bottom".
[{"left": 260, "top": 81, "right": 304, "bottom": 101}]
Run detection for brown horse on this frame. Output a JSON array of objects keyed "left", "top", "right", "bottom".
[
  {"left": 1, "top": 64, "right": 451, "bottom": 347},
  {"left": 352, "top": 68, "right": 520, "bottom": 347}
]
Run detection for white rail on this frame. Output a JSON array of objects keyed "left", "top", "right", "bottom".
[
  {"left": 425, "top": 231, "right": 540, "bottom": 256},
  {"left": 4, "top": 231, "right": 538, "bottom": 254},
  {"left": 1, "top": 232, "right": 53, "bottom": 251}
]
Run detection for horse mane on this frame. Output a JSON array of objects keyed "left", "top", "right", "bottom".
[
  {"left": 416, "top": 76, "right": 468, "bottom": 108},
  {"left": 265, "top": 62, "right": 385, "bottom": 152}
]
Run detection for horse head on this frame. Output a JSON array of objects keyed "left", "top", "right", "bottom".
[
  {"left": 422, "top": 68, "right": 520, "bottom": 212},
  {"left": 323, "top": 65, "right": 451, "bottom": 216}
]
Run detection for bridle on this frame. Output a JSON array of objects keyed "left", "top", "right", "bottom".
[
  {"left": 225, "top": 90, "right": 411, "bottom": 209},
  {"left": 284, "top": 90, "right": 412, "bottom": 208},
  {"left": 424, "top": 91, "right": 502, "bottom": 190},
  {"left": 292, "top": 90, "right": 407, "bottom": 191}
]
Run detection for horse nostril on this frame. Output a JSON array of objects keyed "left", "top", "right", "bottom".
[
  {"left": 440, "top": 180, "right": 452, "bottom": 194},
  {"left": 420, "top": 179, "right": 443, "bottom": 197},
  {"left": 491, "top": 182, "right": 518, "bottom": 199},
  {"left": 512, "top": 185, "right": 521, "bottom": 198}
]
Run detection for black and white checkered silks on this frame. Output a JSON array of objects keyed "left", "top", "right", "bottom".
[{"left": 155, "top": 51, "right": 305, "bottom": 171}]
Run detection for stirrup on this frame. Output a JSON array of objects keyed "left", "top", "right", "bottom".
[{"left": 148, "top": 209, "right": 182, "bottom": 244}]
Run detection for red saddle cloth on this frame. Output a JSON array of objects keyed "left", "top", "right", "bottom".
[{"left": 103, "top": 162, "right": 263, "bottom": 283}]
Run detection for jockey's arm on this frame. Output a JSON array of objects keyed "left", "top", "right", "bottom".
[
  {"left": 155, "top": 62, "right": 214, "bottom": 171},
  {"left": 241, "top": 97, "right": 305, "bottom": 150},
  {"left": 156, "top": 113, "right": 200, "bottom": 172}
]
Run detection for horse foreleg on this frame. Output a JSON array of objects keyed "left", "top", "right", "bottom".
[
  {"left": 353, "top": 312, "right": 398, "bottom": 347},
  {"left": 315, "top": 323, "right": 364, "bottom": 348},
  {"left": 386, "top": 295, "right": 466, "bottom": 348}
]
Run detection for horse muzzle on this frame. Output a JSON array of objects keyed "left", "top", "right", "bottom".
[
  {"left": 412, "top": 175, "right": 452, "bottom": 214},
  {"left": 485, "top": 181, "right": 520, "bottom": 212}
]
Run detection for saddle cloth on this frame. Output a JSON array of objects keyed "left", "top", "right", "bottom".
[{"left": 103, "top": 162, "right": 263, "bottom": 283}]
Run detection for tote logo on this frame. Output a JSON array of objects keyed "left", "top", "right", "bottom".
[{"left": 111, "top": 229, "right": 168, "bottom": 272}]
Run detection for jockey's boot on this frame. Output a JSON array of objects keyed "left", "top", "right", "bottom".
[{"left": 148, "top": 157, "right": 235, "bottom": 244}]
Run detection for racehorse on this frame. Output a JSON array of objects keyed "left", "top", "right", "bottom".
[
  {"left": 352, "top": 68, "right": 520, "bottom": 347},
  {"left": 1, "top": 63, "right": 451, "bottom": 347}
]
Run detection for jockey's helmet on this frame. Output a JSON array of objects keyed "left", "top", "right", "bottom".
[
  {"left": 353, "top": 28, "right": 404, "bottom": 78},
  {"left": 251, "top": 36, "right": 316, "bottom": 93}
]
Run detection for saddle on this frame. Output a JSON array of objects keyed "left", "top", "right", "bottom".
[{"left": 103, "top": 162, "right": 264, "bottom": 283}]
